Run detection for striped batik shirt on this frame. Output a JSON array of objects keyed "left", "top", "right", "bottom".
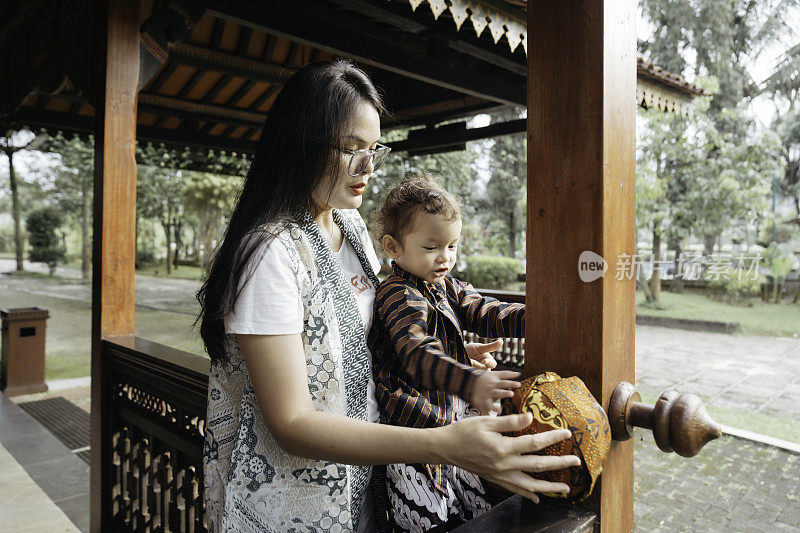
[{"left": 367, "top": 262, "right": 525, "bottom": 492}]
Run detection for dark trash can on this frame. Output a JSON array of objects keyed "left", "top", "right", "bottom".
[{"left": 1, "top": 307, "right": 49, "bottom": 396}]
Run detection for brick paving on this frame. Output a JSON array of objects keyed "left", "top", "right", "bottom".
[
  {"left": 635, "top": 326, "right": 800, "bottom": 424},
  {"left": 635, "top": 434, "right": 800, "bottom": 532}
]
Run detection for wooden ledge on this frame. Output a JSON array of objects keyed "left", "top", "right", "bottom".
[{"left": 454, "top": 496, "right": 596, "bottom": 532}]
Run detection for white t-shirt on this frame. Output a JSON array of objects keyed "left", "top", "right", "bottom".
[{"left": 224, "top": 234, "right": 381, "bottom": 424}]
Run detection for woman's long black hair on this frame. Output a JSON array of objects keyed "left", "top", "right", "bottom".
[{"left": 196, "top": 59, "right": 385, "bottom": 358}]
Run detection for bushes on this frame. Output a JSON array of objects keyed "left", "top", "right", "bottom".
[
  {"left": 26, "top": 207, "right": 65, "bottom": 276},
  {"left": 706, "top": 268, "right": 763, "bottom": 305},
  {"left": 457, "top": 255, "right": 522, "bottom": 290}
]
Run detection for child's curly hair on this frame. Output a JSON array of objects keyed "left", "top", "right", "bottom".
[{"left": 374, "top": 174, "right": 462, "bottom": 244}]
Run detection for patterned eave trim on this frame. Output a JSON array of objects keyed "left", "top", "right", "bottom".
[
  {"left": 636, "top": 80, "right": 696, "bottom": 116},
  {"left": 398, "top": 0, "right": 705, "bottom": 114},
  {"left": 402, "top": 0, "right": 528, "bottom": 55}
]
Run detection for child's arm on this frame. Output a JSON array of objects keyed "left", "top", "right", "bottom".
[
  {"left": 377, "top": 282, "right": 520, "bottom": 411},
  {"left": 451, "top": 278, "right": 525, "bottom": 339}
]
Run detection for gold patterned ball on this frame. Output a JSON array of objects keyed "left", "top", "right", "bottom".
[{"left": 501, "top": 371, "right": 612, "bottom": 501}]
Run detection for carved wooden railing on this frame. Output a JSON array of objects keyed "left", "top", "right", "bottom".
[
  {"left": 99, "top": 287, "right": 719, "bottom": 532},
  {"left": 462, "top": 289, "right": 525, "bottom": 369},
  {"left": 97, "top": 291, "right": 539, "bottom": 532},
  {"left": 102, "top": 337, "right": 210, "bottom": 532}
]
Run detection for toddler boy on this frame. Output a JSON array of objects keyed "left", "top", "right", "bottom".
[{"left": 367, "top": 175, "right": 525, "bottom": 532}]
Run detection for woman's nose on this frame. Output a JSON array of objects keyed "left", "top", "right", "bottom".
[{"left": 361, "top": 155, "right": 375, "bottom": 176}]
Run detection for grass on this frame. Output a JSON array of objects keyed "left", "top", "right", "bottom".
[
  {"left": 636, "top": 289, "right": 800, "bottom": 338},
  {"left": 134, "top": 263, "right": 205, "bottom": 281},
  {"left": 0, "top": 285, "right": 205, "bottom": 382},
  {"left": 639, "top": 391, "right": 800, "bottom": 445}
]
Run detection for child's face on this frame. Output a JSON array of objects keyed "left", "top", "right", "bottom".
[{"left": 384, "top": 211, "right": 462, "bottom": 285}]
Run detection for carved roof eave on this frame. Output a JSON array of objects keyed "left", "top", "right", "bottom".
[
  {"left": 636, "top": 80, "right": 697, "bottom": 117},
  {"left": 401, "top": 0, "right": 704, "bottom": 114}
]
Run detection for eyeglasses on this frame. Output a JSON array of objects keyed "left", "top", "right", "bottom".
[{"left": 333, "top": 143, "right": 391, "bottom": 176}]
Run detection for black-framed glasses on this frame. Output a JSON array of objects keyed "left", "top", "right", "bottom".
[{"left": 333, "top": 143, "right": 391, "bottom": 176}]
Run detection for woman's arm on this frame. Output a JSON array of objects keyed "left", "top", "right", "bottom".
[{"left": 239, "top": 333, "right": 580, "bottom": 501}]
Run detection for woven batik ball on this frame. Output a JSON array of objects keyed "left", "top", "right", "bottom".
[{"left": 501, "top": 371, "right": 611, "bottom": 501}]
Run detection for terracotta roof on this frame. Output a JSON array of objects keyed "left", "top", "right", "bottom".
[{"left": 636, "top": 58, "right": 706, "bottom": 96}]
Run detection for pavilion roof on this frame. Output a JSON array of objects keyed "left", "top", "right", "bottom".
[{"left": 0, "top": 0, "right": 704, "bottom": 166}]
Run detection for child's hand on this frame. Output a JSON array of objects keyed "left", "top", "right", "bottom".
[{"left": 467, "top": 370, "right": 521, "bottom": 415}]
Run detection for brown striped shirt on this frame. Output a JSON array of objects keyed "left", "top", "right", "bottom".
[{"left": 367, "top": 262, "right": 525, "bottom": 491}]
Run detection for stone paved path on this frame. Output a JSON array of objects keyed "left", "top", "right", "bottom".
[
  {"left": 636, "top": 326, "right": 800, "bottom": 424},
  {"left": 635, "top": 434, "right": 800, "bottom": 532}
]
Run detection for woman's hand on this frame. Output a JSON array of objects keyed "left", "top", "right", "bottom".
[
  {"left": 466, "top": 339, "right": 502, "bottom": 370},
  {"left": 437, "top": 412, "right": 580, "bottom": 503}
]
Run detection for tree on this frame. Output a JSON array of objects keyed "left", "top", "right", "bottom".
[
  {"left": 137, "top": 164, "right": 187, "bottom": 274},
  {"left": 682, "top": 105, "right": 782, "bottom": 254},
  {"left": 50, "top": 134, "right": 94, "bottom": 279},
  {"left": 26, "top": 206, "right": 65, "bottom": 276},
  {"left": 640, "top": 0, "right": 798, "bottom": 120},
  {"left": 483, "top": 109, "right": 526, "bottom": 258},
  {"left": 181, "top": 171, "right": 242, "bottom": 265},
  {"left": 0, "top": 128, "right": 49, "bottom": 271}
]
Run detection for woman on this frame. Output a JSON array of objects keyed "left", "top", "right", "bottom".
[{"left": 198, "top": 59, "right": 579, "bottom": 532}]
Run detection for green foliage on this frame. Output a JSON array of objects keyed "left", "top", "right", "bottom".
[
  {"left": 481, "top": 108, "right": 526, "bottom": 258},
  {"left": 764, "top": 242, "right": 796, "bottom": 279},
  {"left": 49, "top": 134, "right": 94, "bottom": 216},
  {"left": 26, "top": 206, "right": 65, "bottom": 275},
  {"left": 705, "top": 267, "right": 763, "bottom": 305},
  {"left": 639, "top": 0, "right": 793, "bottom": 114},
  {"left": 181, "top": 171, "right": 242, "bottom": 264},
  {"left": 458, "top": 255, "right": 521, "bottom": 290}
]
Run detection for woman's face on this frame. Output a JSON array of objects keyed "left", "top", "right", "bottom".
[{"left": 313, "top": 100, "right": 381, "bottom": 212}]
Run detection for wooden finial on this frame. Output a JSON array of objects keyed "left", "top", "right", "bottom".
[{"left": 608, "top": 382, "right": 722, "bottom": 457}]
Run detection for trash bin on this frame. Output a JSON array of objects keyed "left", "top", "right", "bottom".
[{"left": 1, "top": 307, "right": 49, "bottom": 396}]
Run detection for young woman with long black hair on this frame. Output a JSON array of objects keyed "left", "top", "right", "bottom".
[{"left": 198, "top": 59, "right": 579, "bottom": 532}]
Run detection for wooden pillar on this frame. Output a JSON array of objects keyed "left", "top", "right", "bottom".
[
  {"left": 89, "top": 0, "right": 139, "bottom": 530},
  {"left": 526, "top": 2, "right": 636, "bottom": 532}
]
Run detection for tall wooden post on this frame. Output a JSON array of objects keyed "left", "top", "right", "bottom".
[
  {"left": 89, "top": 0, "right": 139, "bottom": 530},
  {"left": 526, "top": 2, "right": 636, "bottom": 531}
]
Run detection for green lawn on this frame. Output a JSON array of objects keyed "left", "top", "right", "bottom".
[
  {"left": 0, "top": 285, "right": 205, "bottom": 381},
  {"left": 134, "top": 263, "right": 206, "bottom": 281},
  {"left": 636, "top": 290, "right": 800, "bottom": 338}
]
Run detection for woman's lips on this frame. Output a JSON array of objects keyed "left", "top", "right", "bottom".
[{"left": 350, "top": 183, "right": 366, "bottom": 195}]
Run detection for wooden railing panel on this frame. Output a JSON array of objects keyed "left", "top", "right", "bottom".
[
  {"left": 102, "top": 296, "right": 595, "bottom": 532},
  {"left": 103, "top": 338, "right": 209, "bottom": 532}
]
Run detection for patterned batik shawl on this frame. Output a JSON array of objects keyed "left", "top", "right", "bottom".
[
  {"left": 298, "top": 208, "right": 380, "bottom": 526},
  {"left": 203, "top": 209, "right": 379, "bottom": 532},
  {"left": 501, "top": 372, "right": 611, "bottom": 501}
]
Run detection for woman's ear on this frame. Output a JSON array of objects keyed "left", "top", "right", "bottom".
[{"left": 382, "top": 234, "right": 402, "bottom": 258}]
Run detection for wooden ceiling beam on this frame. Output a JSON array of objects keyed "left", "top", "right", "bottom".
[
  {"left": 12, "top": 106, "right": 259, "bottom": 154},
  {"left": 386, "top": 118, "right": 525, "bottom": 153},
  {"left": 169, "top": 43, "right": 295, "bottom": 85},
  {"left": 138, "top": 93, "right": 265, "bottom": 128},
  {"left": 209, "top": 1, "right": 525, "bottom": 106},
  {"left": 329, "top": 0, "right": 427, "bottom": 34},
  {"left": 328, "top": 0, "right": 525, "bottom": 76}
]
